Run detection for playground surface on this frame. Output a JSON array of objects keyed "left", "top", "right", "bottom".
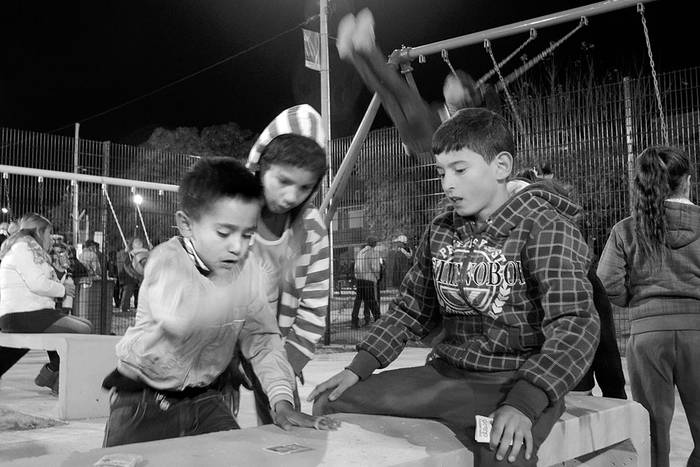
[{"left": 0, "top": 347, "right": 694, "bottom": 466}]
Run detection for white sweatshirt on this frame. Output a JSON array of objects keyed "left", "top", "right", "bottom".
[{"left": 0, "top": 240, "right": 64, "bottom": 316}]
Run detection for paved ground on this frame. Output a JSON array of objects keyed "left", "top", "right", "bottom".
[{"left": 0, "top": 347, "right": 694, "bottom": 465}]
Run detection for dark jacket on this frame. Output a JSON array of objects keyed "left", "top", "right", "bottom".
[
  {"left": 598, "top": 200, "right": 700, "bottom": 335},
  {"left": 348, "top": 185, "right": 600, "bottom": 422}
]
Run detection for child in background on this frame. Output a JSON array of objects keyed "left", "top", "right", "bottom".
[
  {"left": 310, "top": 108, "right": 599, "bottom": 466},
  {"left": 101, "top": 157, "right": 336, "bottom": 447},
  {"left": 598, "top": 146, "right": 700, "bottom": 467}
]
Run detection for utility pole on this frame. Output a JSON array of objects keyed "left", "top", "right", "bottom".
[{"left": 319, "top": 0, "right": 334, "bottom": 345}]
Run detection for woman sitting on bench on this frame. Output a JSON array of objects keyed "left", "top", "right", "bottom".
[{"left": 0, "top": 213, "right": 92, "bottom": 395}]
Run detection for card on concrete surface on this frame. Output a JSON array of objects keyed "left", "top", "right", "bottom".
[
  {"left": 475, "top": 415, "right": 493, "bottom": 443},
  {"left": 93, "top": 453, "right": 144, "bottom": 467},
  {"left": 263, "top": 443, "right": 314, "bottom": 455}
]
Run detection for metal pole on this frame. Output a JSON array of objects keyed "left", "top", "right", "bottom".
[
  {"left": 404, "top": 0, "right": 656, "bottom": 59},
  {"left": 624, "top": 77, "right": 635, "bottom": 214},
  {"left": 319, "top": 0, "right": 334, "bottom": 345},
  {"left": 0, "top": 165, "right": 179, "bottom": 192},
  {"left": 100, "top": 141, "right": 110, "bottom": 334},
  {"left": 72, "top": 123, "right": 80, "bottom": 246},
  {"left": 321, "top": 93, "right": 382, "bottom": 226}
]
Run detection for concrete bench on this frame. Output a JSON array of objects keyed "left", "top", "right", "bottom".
[
  {"left": 8, "top": 396, "right": 650, "bottom": 466},
  {"left": 0, "top": 332, "right": 120, "bottom": 420}
]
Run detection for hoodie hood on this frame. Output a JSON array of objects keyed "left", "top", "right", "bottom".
[
  {"left": 246, "top": 104, "right": 327, "bottom": 222},
  {"left": 450, "top": 181, "right": 582, "bottom": 241},
  {"left": 665, "top": 200, "right": 700, "bottom": 248},
  {"left": 246, "top": 104, "right": 326, "bottom": 172}
]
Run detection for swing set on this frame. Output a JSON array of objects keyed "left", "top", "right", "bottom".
[{"left": 321, "top": 0, "right": 667, "bottom": 226}]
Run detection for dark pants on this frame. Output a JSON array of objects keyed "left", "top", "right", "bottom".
[
  {"left": 352, "top": 279, "right": 380, "bottom": 325},
  {"left": 0, "top": 309, "right": 92, "bottom": 377},
  {"left": 313, "top": 360, "right": 564, "bottom": 467},
  {"left": 103, "top": 388, "right": 239, "bottom": 447},
  {"left": 627, "top": 330, "right": 700, "bottom": 467},
  {"left": 120, "top": 281, "right": 138, "bottom": 313},
  {"left": 573, "top": 269, "right": 626, "bottom": 398}
]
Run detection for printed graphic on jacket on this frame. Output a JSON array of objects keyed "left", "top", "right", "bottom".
[{"left": 432, "top": 236, "right": 525, "bottom": 318}]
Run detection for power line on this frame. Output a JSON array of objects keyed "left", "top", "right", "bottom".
[{"left": 48, "top": 14, "right": 321, "bottom": 135}]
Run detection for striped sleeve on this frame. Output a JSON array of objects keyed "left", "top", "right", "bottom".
[{"left": 278, "top": 207, "right": 330, "bottom": 375}]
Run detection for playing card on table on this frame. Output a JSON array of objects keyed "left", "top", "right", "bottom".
[
  {"left": 475, "top": 415, "right": 493, "bottom": 443},
  {"left": 263, "top": 443, "right": 313, "bottom": 455}
]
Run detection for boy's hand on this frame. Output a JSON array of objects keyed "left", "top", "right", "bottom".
[
  {"left": 307, "top": 369, "right": 359, "bottom": 402},
  {"left": 63, "top": 282, "right": 75, "bottom": 297},
  {"left": 488, "top": 405, "right": 533, "bottom": 463},
  {"left": 273, "top": 401, "right": 340, "bottom": 431}
]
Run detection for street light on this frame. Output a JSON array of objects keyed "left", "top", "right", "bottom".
[{"left": 133, "top": 194, "right": 143, "bottom": 205}]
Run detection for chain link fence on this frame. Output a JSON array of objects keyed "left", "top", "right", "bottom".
[{"left": 1, "top": 67, "right": 699, "bottom": 352}]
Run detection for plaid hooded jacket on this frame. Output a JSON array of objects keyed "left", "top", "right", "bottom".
[{"left": 348, "top": 184, "right": 600, "bottom": 421}]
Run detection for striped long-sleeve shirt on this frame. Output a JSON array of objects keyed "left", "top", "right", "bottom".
[{"left": 273, "top": 206, "right": 330, "bottom": 375}]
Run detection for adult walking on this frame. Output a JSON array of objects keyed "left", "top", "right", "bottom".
[
  {"left": 598, "top": 146, "right": 700, "bottom": 467},
  {"left": 351, "top": 236, "right": 381, "bottom": 328}
]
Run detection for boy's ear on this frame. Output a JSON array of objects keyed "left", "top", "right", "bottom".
[
  {"left": 175, "top": 211, "right": 193, "bottom": 238},
  {"left": 492, "top": 151, "right": 514, "bottom": 181}
]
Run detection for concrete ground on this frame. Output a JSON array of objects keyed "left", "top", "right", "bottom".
[{"left": 0, "top": 347, "right": 694, "bottom": 466}]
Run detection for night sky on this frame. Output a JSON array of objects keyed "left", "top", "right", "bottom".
[{"left": 0, "top": 0, "right": 689, "bottom": 144}]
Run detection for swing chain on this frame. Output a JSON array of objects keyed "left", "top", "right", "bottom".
[
  {"left": 484, "top": 39, "right": 526, "bottom": 135},
  {"left": 441, "top": 49, "right": 458, "bottom": 78},
  {"left": 638, "top": 3, "right": 669, "bottom": 146}
]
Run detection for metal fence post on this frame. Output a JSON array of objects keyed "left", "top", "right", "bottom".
[{"left": 100, "top": 141, "right": 111, "bottom": 334}]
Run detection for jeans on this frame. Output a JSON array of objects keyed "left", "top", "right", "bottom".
[
  {"left": 103, "top": 388, "right": 239, "bottom": 447},
  {"left": 314, "top": 360, "right": 564, "bottom": 467},
  {"left": 351, "top": 279, "right": 380, "bottom": 324}
]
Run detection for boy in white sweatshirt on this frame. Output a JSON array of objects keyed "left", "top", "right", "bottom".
[{"left": 102, "top": 157, "right": 337, "bottom": 447}]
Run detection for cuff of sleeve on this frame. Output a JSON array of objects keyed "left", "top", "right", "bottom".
[
  {"left": 345, "top": 350, "right": 381, "bottom": 380},
  {"left": 267, "top": 384, "right": 295, "bottom": 411},
  {"left": 501, "top": 379, "right": 550, "bottom": 422},
  {"left": 285, "top": 342, "right": 309, "bottom": 376}
]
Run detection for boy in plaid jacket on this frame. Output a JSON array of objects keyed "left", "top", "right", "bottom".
[{"left": 310, "top": 108, "right": 600, "bottom": 466}]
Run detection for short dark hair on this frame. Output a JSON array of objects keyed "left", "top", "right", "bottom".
[
  {"left": 541, "top": 164, "right": 553, "bottom": 175},
  {"left": 258, "top": 134, "right": 327, "bottom": 181},
  {"left": 179, "top": 157, "right": 262, "bottom": 220},
  {"left": 432, "top": 108, "right": 515, "bottom": 163}
]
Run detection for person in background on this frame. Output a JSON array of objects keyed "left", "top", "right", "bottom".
[
  {"left": 79, "top": 239, "right": 102, "bottom": 278},
  {"left": 597, "top": 146, "right": 700, "bottom": 467},
  {"left": 0, "top": 222, "right": 9, "bottom": 247},
  {"left": 0, "top": 213, "right": 91, "bottom": 394},
  {"left": 389, "top": 234, "right": 413, "bottom": 289},
  {"left": 351, "top": 236, "right": 382, "bottom": 329},
  {"left": 541, "top": 164, "right": 554, "bottom": 180}
]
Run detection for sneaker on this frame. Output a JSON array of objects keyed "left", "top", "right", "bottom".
[
  {"left": 352, "top": 8, "right": 375, "bottom": 55},
  {"left": 336, "top": 13, "right": 356, "bottom": 60},
  {"left": 35, "top": 364, "right": 59, "bottom": 395}
]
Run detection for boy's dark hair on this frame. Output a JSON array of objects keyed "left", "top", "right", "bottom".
[
  {"left": 432, "top": 108, "right": 515, "bottom": 163},
  {"left": 258, "top": 134, "right": 328, "bottom": 181},
  {"left": 541, "top": 164, "right": 553, "bottom": 176},
  {"left": 179, "top": 157, "right": 262, "bottom": 220}
]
